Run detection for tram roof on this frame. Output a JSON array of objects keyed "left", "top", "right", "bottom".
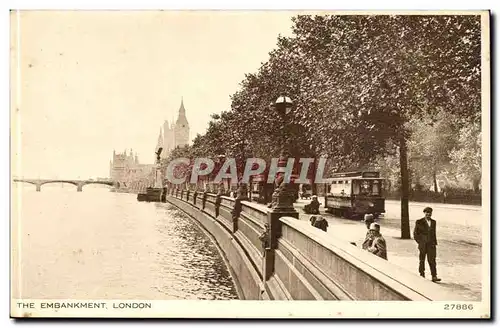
[
  {"left": 325, "top": 177, "right": 384, "bottom": 182},
  {"left": 328, "top": 171, "right": 381, "bottom": 178}
]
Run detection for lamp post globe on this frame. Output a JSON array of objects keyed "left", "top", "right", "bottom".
[{"left": 272, "top": 96, "right": 294, "bottom": 116}]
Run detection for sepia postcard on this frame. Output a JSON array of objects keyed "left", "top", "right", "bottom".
[{"left": 10, "top": 10, "right": 491, "bottom": 319}]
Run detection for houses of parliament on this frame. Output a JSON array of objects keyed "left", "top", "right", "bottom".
[
  {"left": 160, "top": 98, "right": 190, "bottom": 159},
  {"left": 109, "top": 99, "right": 190, "bottom": 189}
]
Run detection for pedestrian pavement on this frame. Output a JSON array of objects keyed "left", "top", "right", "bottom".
[
  {"left": 293, "top": 201, "right": 482, "bottom": 301},
  {"left": 296, "top": 197, "right": 482, "bottom": 212},
  {"left": 246, "top": 198, "right": 482, "bottom": 300},
  {"left": 385, "top": 199, "right": 482, "bottom": 212},
  {"left": 297, "top": 197, "right": 484, "bottom": 244}
]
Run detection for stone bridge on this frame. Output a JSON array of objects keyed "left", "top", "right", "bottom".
[
  {"left": 165, "top": 188, "right": 463, "bottom": 301},
  {"left": 13, "top": 178, "right": 117, "bottom": 192}
]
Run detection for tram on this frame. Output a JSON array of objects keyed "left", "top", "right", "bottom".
[{"left": 324, "top": 171, "right": 386, "bottom": 219}]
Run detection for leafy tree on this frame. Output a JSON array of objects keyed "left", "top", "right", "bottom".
[
  {"left": 450, "top": 123, "right": 482, "bottom": 191},
  {"left": 169, "top": 15, "right": 481, "bottom": 239},
  {"left": 290, "top": 15, "right": 481, "bottom": 238},
  {"left": 407, "top": 110, "right": 460, "bottom": 192}
]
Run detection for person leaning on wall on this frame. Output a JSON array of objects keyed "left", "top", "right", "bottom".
[{"left": 364, "top": 222, "right": 387, "bottom": 260}]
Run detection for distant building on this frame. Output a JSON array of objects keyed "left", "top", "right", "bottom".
[
  {"left": 109, "top": 98, "right": 189, "bottom": 189},
  {"left": 161, "top": 98, "right": 190, "bottom": 159},
  {"left": 109, "top": 149, "right": 154, "bottom": 188}
]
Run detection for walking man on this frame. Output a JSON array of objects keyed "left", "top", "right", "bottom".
[{"left": 413, "top": 207, "right": 442, "bottom": 282}]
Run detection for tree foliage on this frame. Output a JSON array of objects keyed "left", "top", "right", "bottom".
[
  {"left": 161, "top": 14, "right": 482, "bottom": 223},
  {"left": 450, "top": 123, "right": 482, "bottom": 191}
]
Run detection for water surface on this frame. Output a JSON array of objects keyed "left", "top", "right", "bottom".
[{"left": 12, "top": 184, "right": 238, "bottom": 300}]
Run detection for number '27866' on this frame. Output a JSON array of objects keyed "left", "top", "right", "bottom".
[{"left": 444, "top": 304, "right": 474, "bottom": 310}]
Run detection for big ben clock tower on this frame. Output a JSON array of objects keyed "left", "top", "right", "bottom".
[{"left": 174, "top": 98, "right": 190, "bottom": 147}]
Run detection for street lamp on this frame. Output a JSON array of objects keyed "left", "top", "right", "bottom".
[
  {"left": 271, "top": 95, "right": 294, "bottom": 159},
  {"left": 215, "top": 154, "right": 226, "bottom": 194},
  {"left": 269, "top": 95, "right": 299, "bottom": 213},
  {"left": 261, "top": 95, "right": 300, "bottom": 281}
]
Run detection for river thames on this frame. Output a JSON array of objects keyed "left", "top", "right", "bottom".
[{"left": 11, "top": 184, "right": 238, "bottom": 300}]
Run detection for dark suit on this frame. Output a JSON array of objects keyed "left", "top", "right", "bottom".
[
  {"left": 413, "top": 217, "right": 438, "bottom": 276},
  {"left": 310, "top": 215, "right": 329, "bottom": 232}
]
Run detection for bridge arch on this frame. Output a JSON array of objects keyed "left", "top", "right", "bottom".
[
  {"left": 13, "top": 179, "right": 118, "bottom": 192},
  {"left": 13, "top": 180, "right": 37, "bottom": 186},
  {"left": 39, "top": 180, "right": 79, "bottom": 187},
  {"left": 80, "top": 181, "right": 115, "bottom": 190},
  {"left": 13, "top": 180, "right": 40, "bottom": 190}
]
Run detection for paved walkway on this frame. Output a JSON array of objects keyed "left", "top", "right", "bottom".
[
  {"left": 385, "top": 199, "right": 482, "bottom": 212},
  {"left": 293, "top": 200, "right": 483, "bottom": 301}
]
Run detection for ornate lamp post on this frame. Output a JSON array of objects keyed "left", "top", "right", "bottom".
[
  {"left": 142, "top": 147, "right": 164, "bottom": 202},
  {"left": 215, "top": 154, "right": 226, "bottom": 194},
  {"left": 154, "top": 147, "right": 163, "bottom": 189},
  {"left": 269, "top": 95, "right": 299, "bottom": 213},
  {"left": 261, "top": 95, "right": 299, "bottom": 281}
]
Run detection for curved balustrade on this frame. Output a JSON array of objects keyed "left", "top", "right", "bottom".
[{"left": 165, "top": 190, "right": 463, "bottom": 301}]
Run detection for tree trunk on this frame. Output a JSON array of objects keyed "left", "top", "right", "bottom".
[
  {"left": 249, "top": 175, "right": 253, "bottom": 201},
  {"left": 472, "top": 178, "right": 480, "bottom": 192},
  {"left": 399, "top": 136, "right": 411, "bottom": 239},
  {"left": 311, "top": 157, "right": 318, "bottom": 195},
  {"left": 433, "top": 171, "right": 439, "bottom": 192}
]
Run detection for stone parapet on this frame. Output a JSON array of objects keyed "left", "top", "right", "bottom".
[{"left": 166, "top": 192, "right": 463, "bottom": 301}]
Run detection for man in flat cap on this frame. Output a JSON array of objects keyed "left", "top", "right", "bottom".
[{"left": 413, "top": 207, "right": 441, "bottom": 282}]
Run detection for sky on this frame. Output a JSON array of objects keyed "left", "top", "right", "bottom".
[{"left": 11, "top": 10, "right": 296, "bottom": 179}]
